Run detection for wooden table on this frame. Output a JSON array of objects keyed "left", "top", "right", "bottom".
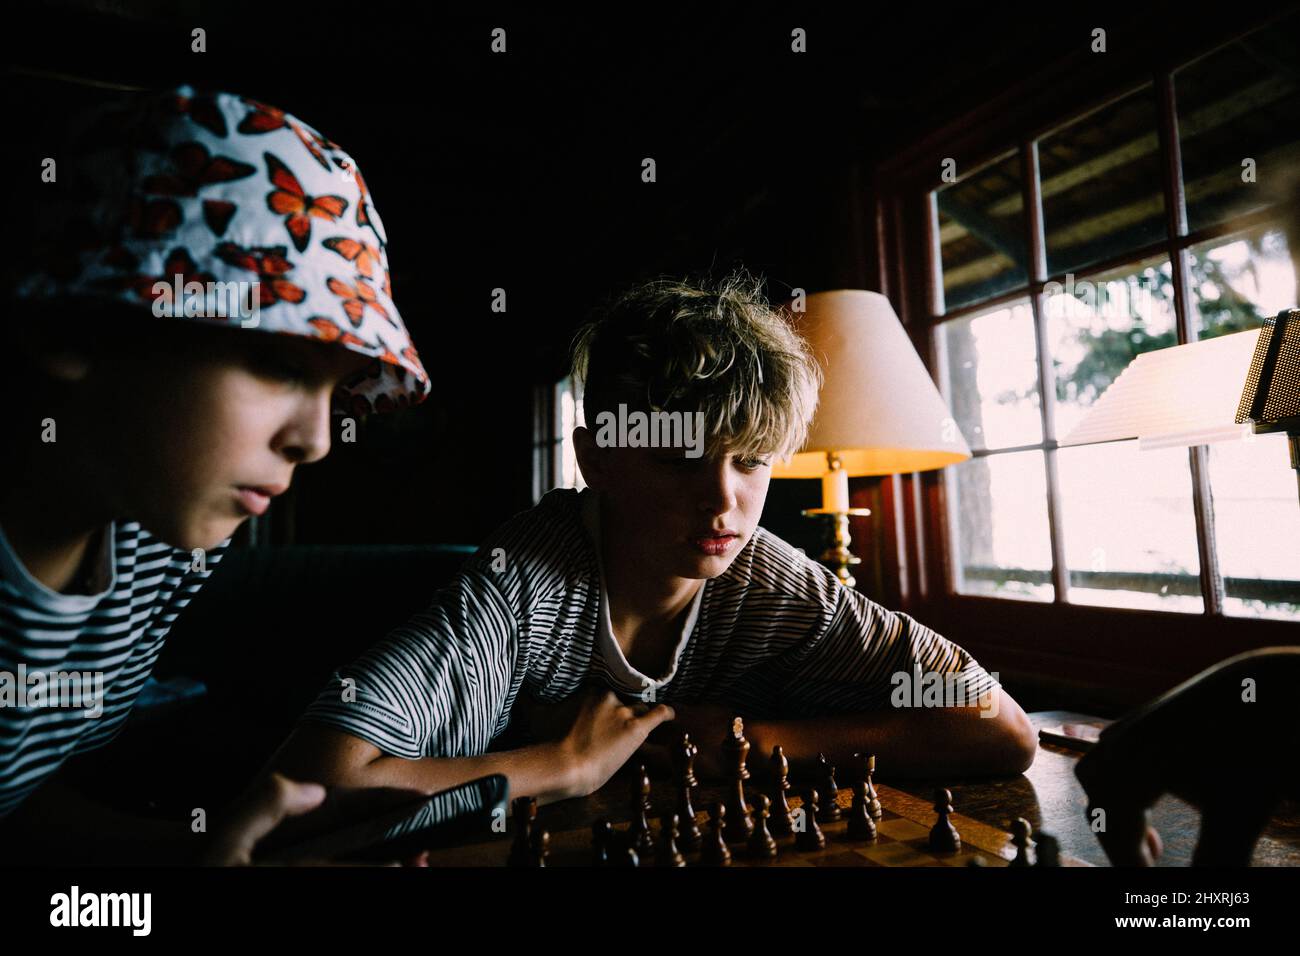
[{"left": 422, "top": 711, "right": 1300, "bottom": 866}]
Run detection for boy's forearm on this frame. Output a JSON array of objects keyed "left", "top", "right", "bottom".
[
  {"left": 271, "top": 725, "right": 586, "bottom": 808},
  {"left": 364, "top": 743, "right": 584, "bottom": 807},
  {"left": 744, "top": 690, "right": 1037, "bottom": 781}
]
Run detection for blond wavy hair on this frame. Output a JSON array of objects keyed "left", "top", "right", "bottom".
[{"left": 569, "top": 270, "right": 822, "bottom": 462}]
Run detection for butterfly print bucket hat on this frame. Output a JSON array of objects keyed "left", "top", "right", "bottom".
[{"left": 13, "top": 84, "right": 430, "bottom": 414}]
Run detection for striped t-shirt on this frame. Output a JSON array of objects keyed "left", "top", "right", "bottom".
[
  {"left": 300, "top": 486, "right": 999, "bottom": 760},
  {"left": 0, "top": 521, "right": 227, "bottom": 818}
]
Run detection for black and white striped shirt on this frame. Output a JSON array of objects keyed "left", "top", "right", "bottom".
[
  {"left": 300, "top": 487, "right": 999, "bottom": 760},
  {"left": 0, "top": 521, "right": 227, "bottom": 818}
]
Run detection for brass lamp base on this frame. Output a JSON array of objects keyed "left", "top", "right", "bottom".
[{"left": 800, "top": 507, "right": 872, "bottom": 588}]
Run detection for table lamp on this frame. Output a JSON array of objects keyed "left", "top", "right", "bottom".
[
  {"left": 775, "top": 290, "right": 972, "bottom": 588},
  {"left": 1059, "top": 308, "right": 1300, "bottom": 508}
]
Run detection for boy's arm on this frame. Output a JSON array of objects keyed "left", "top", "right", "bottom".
[
  {"left": 270, "top": 689, "right": 677, "bottom": 806},
  {"left": 639, "top": 688, "right": 1035, "bottom": 781},
  {"left": 270, "top": 723, "right": 582, "bottom": 807},
  {"left": 743, "top": 686, "right": 1035, "bottom": 779},
  {"left": 721, "top": 572, "right": 1037, "bottom": 778}
]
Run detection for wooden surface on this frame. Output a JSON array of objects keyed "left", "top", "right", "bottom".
[
  {"left": 421, "top": 711, "right": 1300, "bottom": 867},
  {"left": 427, "top": 779, "right": 1091, "bottom": 867}
]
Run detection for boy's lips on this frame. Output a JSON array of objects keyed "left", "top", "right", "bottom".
[
  {"left": 689, "top": 530, "right": 739, "bottom": 556},
  {"left": 234, "top": 483, "right": 287, "bottom": 517}
]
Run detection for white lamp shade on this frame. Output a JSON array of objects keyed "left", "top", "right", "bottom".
[
  {"left": 1059, "top": 328, "right": 1261, "bottom": 450},
  {"left": 774, "top": 290, "right": 972, "bottom": 478}
]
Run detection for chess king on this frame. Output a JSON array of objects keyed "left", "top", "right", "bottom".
[{"left": 273, "top": 271, "right": 1038, "bottom": 806}]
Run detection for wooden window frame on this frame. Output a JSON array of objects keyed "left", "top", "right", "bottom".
[{"left": 870, "top": 12, "right": 1300, "bottom": 705}]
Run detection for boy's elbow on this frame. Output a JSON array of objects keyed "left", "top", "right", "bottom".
[
  {"left": 990, "top": 692, "right": 1038, "bottom": 774},
  {"left": 269, "top": 723, "right": 382, "bottom": 788}
]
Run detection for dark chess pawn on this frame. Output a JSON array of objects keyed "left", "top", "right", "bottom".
[
  {"left": 795, "top": 788, "right": 826, "bottom": 851},
  {"left": 846, "top": 780, "right": 878, "bottom": 841},
  {"left": 592, "top": 818, "right": 613, "bottom": 866},
  {"left": 768, "top": 745, "right": 795, "bottom": 836},
  {"left": 1034, "top": 832, "right": 1060, "bottom": 868},
  {"left": 610, "top": 835, "right": 641, "bottom": 867},
  {"left": 929, "top": 788, "right": 961, "bottom": 853},
  {"left": 628, "top": 764, "right": 656, "bottom": 857},
  {"left": 700, "top": 802, "right": 732, "bottom": 866},
  {"left": 508, "top": 795, "right": 537, "bottom": 867},
  {"left": 529, "top": 828, "right": 550, "bottom": 867},
  {"left": 671, "top": 732, "right": 703, "bottom": 851},
  {"left": 747, "top": 793, "right": 779, "bottom": 860},
  {"left": 656, "top": 813, "right": 686, "bottom": 867},
  {"left": 1009, "top": 817, "right": 1035, "bottom": 867},
  {"left": 816, "top": 753, "right": 842, "bottom": 823},
  {"left": 722, "top": 717, "right": 754, "bottom": 842},
  {"left": 854, "top": 751, "right": 882, "bottom": 820}
]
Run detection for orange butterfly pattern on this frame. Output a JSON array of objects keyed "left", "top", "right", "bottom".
[
  {"left": 17, "top": 85, "right": 430, "bottom": 410},
  {"left": 265, "top": 152, "right": 348, "bottom": 252}
]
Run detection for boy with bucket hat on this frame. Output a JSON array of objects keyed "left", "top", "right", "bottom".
[{"left": 1, "top": 83, "right": 430, "bottom": 863}]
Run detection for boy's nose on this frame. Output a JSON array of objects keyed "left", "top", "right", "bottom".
[
  {"left": 276, "top": 390, "right": 333, "bottom": 464},
  {"left": 698, "top": 459, "right": 740, "bottom": 515}
]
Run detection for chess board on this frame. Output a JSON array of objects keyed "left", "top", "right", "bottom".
[{"left": 423, "top": 782, "right": 1091, "bottom": 867}]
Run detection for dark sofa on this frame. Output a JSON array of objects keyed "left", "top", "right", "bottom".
[{"left": 91, "top": 543, "right": 477, "bottom": 815}]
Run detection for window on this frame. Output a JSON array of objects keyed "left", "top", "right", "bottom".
[
  {"left": 929, "top": 14, "right": 1299, "bottom": 621},
  {"left": 532, "top": 375, "right": 586, "bottom": 503}
]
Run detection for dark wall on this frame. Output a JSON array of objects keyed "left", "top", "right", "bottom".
[{"left": 10, "top": 1, "right": 1202, "bottom": 547}]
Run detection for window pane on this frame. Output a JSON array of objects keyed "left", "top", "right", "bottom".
[
  {"left": 1209, "top": 433, "right": 1300, "bottom": 622},
  {"left": 1039, "top": 86, "right": 1168, "bottom": 277},
  {"left": 560, "top": 379, "right": 586, "bottom": 491},
  {"left": 1176, "top": 11, "right": 1300, "bottom": 233},
  {"left": 1189, "top": 225, "right": 1297, "bottom": 340},
  {"left": 936, "top": 153, "right": 1029, "bottom": 312},
  {"left": 1057, "top": 442, "right": 1203, "bottom": 612},
  {"left": 1045, "top": 256, "right": 1178, "bottom": 440},
  {"left": 936, "top": 300, "right": 1042, "bottom": 452},
  {"left": 949, "top": 450, "right": 1053, "bottom": 601}
]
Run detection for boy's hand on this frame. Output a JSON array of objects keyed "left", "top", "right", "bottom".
[
  {"left": 637, "top": 701, "right": 735, "bottom": 781},
  {"left": 200, "top": 772, "right": 430, "bottom": 866},
  {"left": 555, "top": 689, "right": 675, "bottom": 797}
]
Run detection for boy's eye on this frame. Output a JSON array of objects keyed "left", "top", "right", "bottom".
[
  {"left": 737, "top": 456, "right": 770, "bottom": 470},
  {"left": 251, "top": 353, "right": 310, "bottom": 383}
]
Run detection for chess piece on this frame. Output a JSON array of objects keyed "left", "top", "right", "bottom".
[
  {"left": 700, "top": 802, "right": 732, "bottom": 866},
  {"left": 929, "top": 788, "right": 961, "bottom": 853},
  {"left": 656, "top": 813, "right": 686, "bottom": 867},
  {"left": 855, "top": 751, "right": 882, "bottom": 820},
  {"left": 1034, "top": 832, "right": 1060, "bottom": 867},
  {"left": 816, "top": 753, "right": 842, "bottom": 822},
  {"left": 1009, "top": 817, "right": 1035, "bottom": 867},
  {"left": 508, "top": 795, "right": 537, "bottom": 867},
  {"left": 672, "top": 732, "right": 703, "bottom": 850},
  {"left": 747, "top": 793, "right": 779, "bottom": 860},
  {"left": 529, "top": 828, "right": 550, "bottom": 867},
  {"left": 846, "top": 780, "right": 878, "bottom": 841},
  {"left": 610, "top": 835, "right": 640, "bottom": 867},
  {"left": 591, "top": 818, "right": 613, "bottom": 866},
  {"left": 721, "top": 717, "right": 754, "bottom": 842},
  {"left": 628, "top": 764, "right": 655, "bottom": 857},
  {"left": 768, "top": 745, "right": 795, "bottom": 836},
  {"left": 795, "top": 788, "right": 826, "bottom": 851}
]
